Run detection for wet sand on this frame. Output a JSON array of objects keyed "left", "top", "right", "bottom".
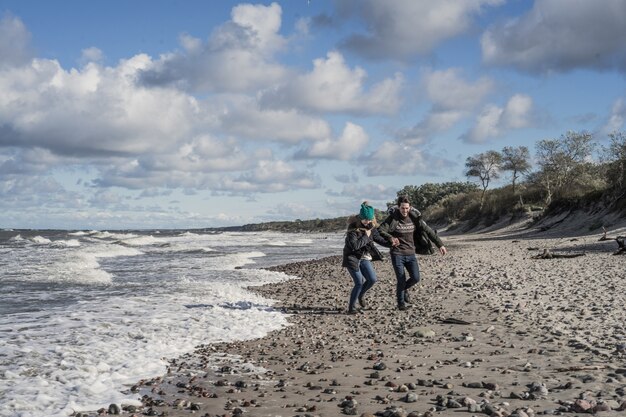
[{"left": 97, "top": 223, "right": 626, "bottom": 417}]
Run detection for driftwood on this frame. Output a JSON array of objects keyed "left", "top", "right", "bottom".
[
  {"left": 532, "top": 249, "right": 585, "bottom": 259},
  {"left": 553, "top": 365, "right": 607, "bottom": 372},
  {"left": 598, "top": 227, "right": 610, "bottom": 241},
  {"left": 598, "top": 228, "right": 625, "bottom": 254},
  {"left": 440, "top": 317, "right": 472, "bottom": 325},
  {"left": 614, "top": 236, "right": 625, "bottom": 255}
]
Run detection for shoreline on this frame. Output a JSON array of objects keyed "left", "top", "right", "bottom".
[{"left": 89, "top": 227, "right": 626, "bottom": 417}]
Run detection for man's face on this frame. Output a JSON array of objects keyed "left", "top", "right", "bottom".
[{"left": 399, "top": 203, "right": 410, "bottom": 218}]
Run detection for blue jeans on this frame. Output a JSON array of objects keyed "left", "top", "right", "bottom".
[
  {"left": 391, "top": 254, "right": 420, "bottom": 305},
  {"left": 347, "top": 259, "right": 377, "bottom": 309}
]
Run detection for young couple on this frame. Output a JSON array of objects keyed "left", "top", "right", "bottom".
[{"left": 342, "top": 196, "right": 447, "bottom": 314}]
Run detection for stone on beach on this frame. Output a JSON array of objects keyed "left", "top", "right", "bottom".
[{"left": 106, "top": 225, "right": 626, "bottom": 417}]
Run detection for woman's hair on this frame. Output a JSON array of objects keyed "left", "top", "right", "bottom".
[{"left": 397, "top": 195, "right": 411, "bottom": 206}]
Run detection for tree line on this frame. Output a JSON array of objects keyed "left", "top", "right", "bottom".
[{"left": 396, "top": 130, "right": 626, "bottom": 227}]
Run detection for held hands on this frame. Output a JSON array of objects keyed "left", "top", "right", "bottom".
[{"left": 391, "top": 237, "right": 400, "bottom": 247}]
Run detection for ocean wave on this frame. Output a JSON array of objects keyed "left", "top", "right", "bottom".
[
  {"left": 30, "top": 236, "right": 52, "bottom": 245},
  {"left": 116, "top": 235, "right": 162, "bottom": 246},
  {"left": 90, "top": 231, "right": 139, "bottom": 240},
  {"left": 68, "top": 231, "right": 89, "bottom": 236},
  {"left": 207, "top": 251, "right": 266, "bottom": 270},
  {"left": 51, "top": 239, "right": 81, "bottom": 248}
]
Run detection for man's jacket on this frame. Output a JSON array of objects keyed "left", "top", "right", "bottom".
[{"left": 378, "top": 207, "right": 443, "bottom": 255}]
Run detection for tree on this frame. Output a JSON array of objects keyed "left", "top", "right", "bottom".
[
  {"left": 465, "top": 150, "right": 502, "bottom": 210},
  {"left": 395, "top": 182, "right": 479, "bottom": 210},
  {"left": 535, "top": 131, "right": 595, "bottom": 205},
  {"left": 501, "top": 146, "right": 531, "bottom": 193},
  {"left": 604, "top": 131, "right": 626, "bottom": 196}
]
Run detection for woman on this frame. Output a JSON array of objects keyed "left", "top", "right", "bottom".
[{"left": 342, "top": 202, "right": 392, "bottom": 314}]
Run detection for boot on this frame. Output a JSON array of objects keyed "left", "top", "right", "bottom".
[{"left": 404, "top": 291, "right": 413, "bottom": 305}]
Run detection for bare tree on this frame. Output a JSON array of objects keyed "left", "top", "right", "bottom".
[
  {"left": 535, "top": 131, "right": 595, "bottom": 205},
  {"left": 465, "top": 150, "right": 502, "bottom": 210},
  {"left": 501, "top": 146, "right": 531, "bottom": 192},
  {"left": 605, "top": 131, "right": 626, "bottom": 196},
  {"left": 501, "top": 146, "right": 531, "bottom": 206}
]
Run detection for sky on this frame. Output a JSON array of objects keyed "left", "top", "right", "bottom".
[{"left": 1, "top": 0, "right": 626, "bottom": 230}]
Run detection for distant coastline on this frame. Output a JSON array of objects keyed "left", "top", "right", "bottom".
[{"left": 206, "top": 216, "right": 347, "bottom": 233}]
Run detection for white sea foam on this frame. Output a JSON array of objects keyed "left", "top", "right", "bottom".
[
  {"left": 0, "top": 272, "right": 290, "bottom": 417},
  {"left": 118, "top": 235, "right": 161, "bottom": 246},
  {"left": 68, "top": 231, "right": 88, "bottom": 236},
  {"left": 207, "top": 251, "right": 266, "bottom": 270},
  {"left": 178, "top": 231, "right": 199, "bottom": 237},
  {"left": 50, "top": 239, "right": 81, "bottom": 248},
  {"left": 9, "top": 234, "right": 23, "bottom": 241},
  {"left": 90, "top": 231, "right": 139, "bottom": 240},
  {"left": 0, "top": 230, "right": 344, "bottom": 417},
  {"left": 30, "top": 236, "right": 51, "bottom": 245}
]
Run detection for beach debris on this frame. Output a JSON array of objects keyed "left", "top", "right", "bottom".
[
  {"left": 531, "top": 249, "right": 585, "bottom": 259},
  {"left": 339, "top": 396, "right": 358, "bottom": 415},
  {"left": 614, "top": 236, "right": 625, "bottom": 255},
  {"left": 599, "top": 227, "right": 610, "bottom": 241},
  {"left": 403, "top": 392, "right": 418, "bottom": 403},
  {"left": 440, "top": 317, "right": 472, "bottom": 325},
  {"left": 414, "top": 327, "right": 435, "bottom": 338},
  {"left": 553, "top": 365, "right": 607, "bottom": 372},
  {"left": 380, "top": 406, "right": 408, "bottom": 417},
  {"left": 373, "top": 361, "right": 387, "bottom": 371}
]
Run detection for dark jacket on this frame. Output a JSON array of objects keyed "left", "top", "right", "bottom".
[
  {"left": 342, "top": 220, "right": 392, "bottom": 270},
  {"left": 378, "top": 207, "right": 444, "bottom": 255}
]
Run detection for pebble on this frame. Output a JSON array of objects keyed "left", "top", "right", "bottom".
[
  {"left": 414, "top": 328, "right": 436, "bottom": 338},
  {"left": 404, "top": 393, "right": 418, "bottom": 403}
]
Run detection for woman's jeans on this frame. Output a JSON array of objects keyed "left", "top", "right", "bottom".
[
  {"left": 347, "top": 259, "right": 377, "bottom": 309},
  {"left": 391, "top": 254, "right": 420, "bottom": 305}
]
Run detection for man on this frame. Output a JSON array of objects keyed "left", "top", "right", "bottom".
[{"left": 378, "top": 195, "right": 447, "bottom": 310}]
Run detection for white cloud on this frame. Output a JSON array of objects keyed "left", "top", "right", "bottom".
[
  {"left": 0, "top": 175, "right": 85, "bottom": 210},
  {"left": 360, "top": 141, "right": 451, "bottom": 176},
  {"left": 296, "top": 122, "right": 369, "bottom": 160},
  {"left": 260, "top": 51, "right": 403, "bottom": 115},
  {"left": 0, "top": 14, "right": 33, "bottom": 68},
  {"left": 139, "top": 3, "right": 287, "bottom": 93},
  {"left": 426, "top": 69, "right": 493, "bottom": 111},
  {"left": 335, "top": 0, "right": 504, "bottom": 60},
  {"left": 602, "top": 98, "right": 626, "bottom": 134},
  {"left": 218, "top": 160, "right": 321, "bottom": 194},
  {"left": 265, "top": 202, "right": 317, "bottom": 219},
  {"left": 80, "top": 47, "right": 104, "bottom": 65},
  {"left": 326, "top": 183, "right": 396, "bottom": 202},
  {"left": 219, "top": 96, "right": 332, "bottom": 143},
  {"left": 482, "top": 0, "right": 626, "bottom": 73},
  {"left": 399, "top": 69, "right": 493, "bottom": 144},
  {"left": 0, "top": 55, "right": 202, "bottom": 156},
  {"left": 462, "top": 94, "right": 533, "bottom": 143}
]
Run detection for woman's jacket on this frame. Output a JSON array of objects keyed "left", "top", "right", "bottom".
[{"left": 342, "top": 221, "right": 392, "bottom": 270}]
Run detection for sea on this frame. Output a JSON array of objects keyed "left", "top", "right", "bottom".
[{"left": 0, "top": 229, "right": 344, "bottom": 417}]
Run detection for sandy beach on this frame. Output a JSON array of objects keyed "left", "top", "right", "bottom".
[{"left": 98, "top": 220, "right": 626, "bottom": 417}]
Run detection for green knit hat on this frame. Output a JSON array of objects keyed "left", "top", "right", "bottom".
[{"left": 359, "top": 203, "right": 375, "bottom": 220}]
